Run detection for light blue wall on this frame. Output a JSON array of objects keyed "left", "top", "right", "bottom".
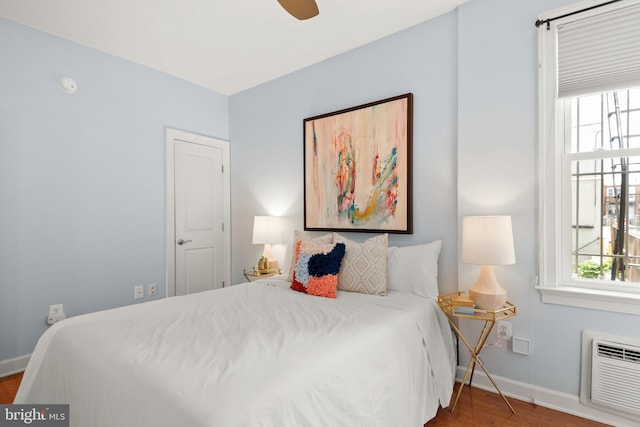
[
  {"left": 457, "top": 0, "right": 544, "bottom": 393},
  {"left": 230, "top": 0, "right": 640, "bottom": 407},
  {"left": 229, "top": 12, "right": 459, "bottom": 290},
  {"left": 457, "top": 0, "right": 640, "bottom": 398},
  {"left": 0, "top": 19, "right": 229, "bottom": 360}
]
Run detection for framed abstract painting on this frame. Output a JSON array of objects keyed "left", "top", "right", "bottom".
[{"left": 303, "top": 93, "right": 413, "bottom": 234}]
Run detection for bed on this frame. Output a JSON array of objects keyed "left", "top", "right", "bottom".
[{"left": 15, "top": 238, "right": 456, "bottom": 427}]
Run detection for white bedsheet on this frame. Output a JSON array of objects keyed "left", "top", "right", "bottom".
[{"left": 15, "top": 277, "right": 455, "bottom": 427}]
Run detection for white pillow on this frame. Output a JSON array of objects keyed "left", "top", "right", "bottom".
[
  {"left": 333, "top": 233, "right": 388, "bottom": 296},
  {"left": 386, "top": 240, "right": 442, "bottom": 299},
  {"left": 285, "top": 230, "right": 333, "bottom": 281}
]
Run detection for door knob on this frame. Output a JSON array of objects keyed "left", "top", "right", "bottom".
[{"left": 177, "top": 239, "right": 192, "bottom": 245}]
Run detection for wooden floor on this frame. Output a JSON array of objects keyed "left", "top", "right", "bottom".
[
  {"left": 0, "top": 372, "right": 23, "bottom": 404},
  {"left": 1, "top": 373, "right": 610, "bottom": 426},
  {"left": 425, "top": 385, "right": 610, "bottom": 427}
]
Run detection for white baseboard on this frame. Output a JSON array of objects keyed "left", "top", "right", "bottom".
[
  {"left": 456, "top": 366, "right": 637, "bottom": 427},
  {"left": 0, "top": 355, "right": 30, "bottom": 378}
]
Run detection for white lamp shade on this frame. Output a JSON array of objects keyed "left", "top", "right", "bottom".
[
  {"left": 252, "top": 216, "right": 284, "bottom": 245},
  {"left": 462, "top": 215, "right": 515, "bottom": 309},
  {"left": 461, "top": 216, "right": 515, "bottom": 266}
]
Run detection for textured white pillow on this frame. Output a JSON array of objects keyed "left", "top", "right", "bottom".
[
  {"left": 333, "top": 233, "right": 388, "bottom": 296},
  {"left": 285, "top": 230, "right": 333, "bottom": 281},
  {"left": 386, "top": 240, "right": 442, "bottom": 299}
]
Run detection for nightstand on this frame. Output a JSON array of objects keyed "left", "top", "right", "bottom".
[
  {"left": 437, "top": 291, "right": 517, "bottom": 414},
  {"left": 243, "top": 269, "right": 280, "bottom": 282}
]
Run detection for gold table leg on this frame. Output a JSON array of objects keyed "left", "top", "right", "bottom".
[{"left": 444, "top": 315, "right": 516, "bottom": 414}]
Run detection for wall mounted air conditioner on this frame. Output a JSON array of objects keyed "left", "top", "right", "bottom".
[{"left": 581, "top": 330, "right": 640, "bottom": 423}]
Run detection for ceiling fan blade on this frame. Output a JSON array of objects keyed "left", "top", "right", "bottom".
[{"left": 277, "top": 0, "right": 319, "bottom": 20}]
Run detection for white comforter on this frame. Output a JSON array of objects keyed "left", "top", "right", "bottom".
[{"left": 15, "top": 277, "right": 455, "bottom": 427}]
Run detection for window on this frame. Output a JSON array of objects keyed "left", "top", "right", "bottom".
[{"left": 538, "top": 0, "right": 640, "bottom": 314}]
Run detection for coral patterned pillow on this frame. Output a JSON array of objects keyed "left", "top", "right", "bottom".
[
  {"left": 286, "top": 231, "right": 333, "bottom": 281},
  {"left": 291, "top": 241, "right": 346, "bottom": 298}
]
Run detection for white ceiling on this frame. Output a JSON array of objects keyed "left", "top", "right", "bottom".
[{"left": 0, "top": 0, "right": 467, "bottom": 95}]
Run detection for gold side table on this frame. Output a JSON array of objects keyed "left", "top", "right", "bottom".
[
  {"left": 437, "top": 291, "right": 517, "bottom": 414},
  {"left": 243, "top": 268, "right": 280, "bottom": 282}
]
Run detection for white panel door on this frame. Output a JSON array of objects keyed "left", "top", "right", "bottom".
[{"left": 174, "top": 140, "right": 223, "bottom": 295}]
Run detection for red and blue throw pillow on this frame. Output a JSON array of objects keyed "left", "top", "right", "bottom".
[{"left": 291, "top": 241, "right": 346, "bottom": 298}]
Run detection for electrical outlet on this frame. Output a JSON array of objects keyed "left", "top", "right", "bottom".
[
  {"left": 47, "top": 304, "right": 66, "bottom": 325},
  {"left": 496, "top": 320, "right": 512, "bottom": 339},
  {"left": 148, "top": 283, "right": 157, "bottom": 297},
  {"left": 134, "top": 285, "right": 144, "bottom": 300},
  {"left": 49, "top": 304, "right": 63, "bottom": 316}
]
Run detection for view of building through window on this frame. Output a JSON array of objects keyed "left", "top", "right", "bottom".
[{"left": 570, "top": 89, "right": 640, "bottom": 282}]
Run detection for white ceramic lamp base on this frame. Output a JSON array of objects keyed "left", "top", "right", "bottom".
[{"left": 468, "top": 265, "right": 507, "bottom": 310}]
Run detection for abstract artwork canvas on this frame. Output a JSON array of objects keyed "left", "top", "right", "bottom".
[{"left": 304, "top": 93, "right": 413, "bottom": 233}]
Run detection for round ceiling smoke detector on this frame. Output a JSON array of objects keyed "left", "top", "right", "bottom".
[{"left": 58, "top": 76, "right": 77, "bottom": 94}]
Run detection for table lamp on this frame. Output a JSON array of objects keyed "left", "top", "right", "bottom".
[
  {"left": 461, "top": 215, "right": 515, "bottom": 310},
  {"left": 252, "top": 216, "right": 284, "bottom": 272}
]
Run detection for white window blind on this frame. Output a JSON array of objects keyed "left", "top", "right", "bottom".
[{"left": 557, "top": 1, "right": 640, "bottom": 98}]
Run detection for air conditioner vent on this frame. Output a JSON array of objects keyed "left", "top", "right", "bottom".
[
  {"left": 597, "top": 343, "right": 640, "bottom": 364},
  {"left": 591, "top": 339, "right": 640, "bottom": 417},
  {"left": 581, "top": 331, "right": 640, "bottom": 424}
]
